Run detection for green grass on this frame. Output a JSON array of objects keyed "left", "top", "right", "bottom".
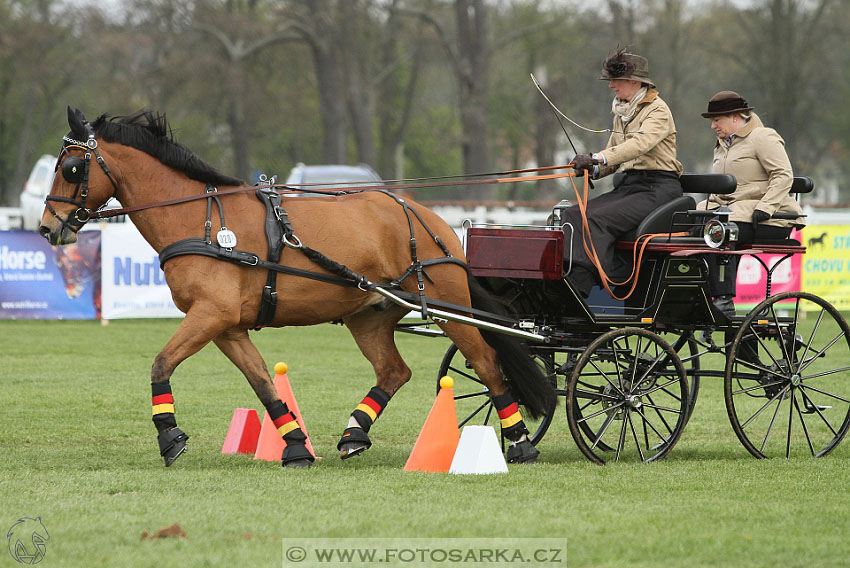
[{"left": 2, "top": 319, "right": 850, "bottom": 567}]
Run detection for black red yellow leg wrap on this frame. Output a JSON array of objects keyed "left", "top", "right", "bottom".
[
  {"left": 491, "top": 391, "right": 529, "bottom": 442},
  {"left": 151, "top": 381, "right": 188, "bottom": 466},
  {"left": 266, "top": 400, "right": 314, "bottom": 467},
  {"left": 350, "top": 386, "right": 391, "bottom": 433},
  {"left": 151, "top": 381, "right": 177, "bottom": 433}
]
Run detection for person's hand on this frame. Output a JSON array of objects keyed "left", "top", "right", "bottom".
[
  {"left": 752, "top": 209, "right": 770, "bottom": 229},
  {"left": 571, "top": 153, "right": 596, "bottom": 172}
]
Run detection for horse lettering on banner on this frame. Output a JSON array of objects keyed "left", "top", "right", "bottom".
[{"left": 40, "top": 108, "right": 556, "bottom": 468}]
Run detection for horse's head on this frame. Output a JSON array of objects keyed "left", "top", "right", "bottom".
[{"left": 39, "top": 107, "right": 120, "bottom": 245}]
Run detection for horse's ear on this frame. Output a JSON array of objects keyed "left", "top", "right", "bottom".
[{"left": 67, "top": 106, "right": 87, "bottom": 135}]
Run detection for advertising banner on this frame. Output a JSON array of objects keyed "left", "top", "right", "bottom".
[
  {"left": 0, "top": 230, "right": 100, "bottom": 319},
  {"left": 800, "top": 225, "right": 850, "bottom": 311},
  {"left": 101, "top": 223, "right": 183, "bottom": 319}
]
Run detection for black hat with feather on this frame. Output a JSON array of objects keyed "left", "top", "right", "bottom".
[{"left": 599, "top": 48, "right": 654, "bottom": 88}]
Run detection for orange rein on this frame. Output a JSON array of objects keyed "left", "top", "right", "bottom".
[{"left": 566, "top": 171, "right": 689, "bottom": 301}]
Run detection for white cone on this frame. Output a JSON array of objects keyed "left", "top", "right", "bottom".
[{"left": 449, "top": 425, "right": 509, "bottom": 474}]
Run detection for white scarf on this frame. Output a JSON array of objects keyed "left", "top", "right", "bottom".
[{"left": 611, "top": 86, "right": 648, "bottom": 125}]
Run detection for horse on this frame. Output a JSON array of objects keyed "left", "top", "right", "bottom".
[
  {"left": 807, "top": 231, "right": 828, "bottom": 249},
  {"left": 39, "top": 107, "right": 556, "bottom": 468}
]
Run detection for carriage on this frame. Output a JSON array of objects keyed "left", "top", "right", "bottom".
[
  {"left": 411, "top": 173, "right": 850, "bottom": 464},
  {"left": 42, "top": 108, "right": 850, "bottom": 468}
]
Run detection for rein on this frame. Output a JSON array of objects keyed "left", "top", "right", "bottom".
[{"left": 83, "top": 165, "right": 581, "bottom": 220}]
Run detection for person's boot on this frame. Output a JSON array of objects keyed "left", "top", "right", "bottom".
[{"left": 712, "top": 295, "right": 735, "bottom": 318}]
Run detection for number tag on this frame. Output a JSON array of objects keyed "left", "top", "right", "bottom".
[{"left": 217, "top": 229, "right": 237, "bottom": 248}]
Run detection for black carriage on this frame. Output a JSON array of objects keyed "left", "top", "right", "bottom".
[{"left": 421, "top": 173, "right": 850, "bottom": 464}]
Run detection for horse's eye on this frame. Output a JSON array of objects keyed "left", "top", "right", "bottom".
[{"left": 62, "top": 156, "right": 85, "bottom": 184}]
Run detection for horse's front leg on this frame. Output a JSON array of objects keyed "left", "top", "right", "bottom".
[
  {"left": 150, "top": 308, "right": 234, "bottom": 466},
  {"left": 213, "top": 329, "right": 314, "bottom": 468},
  {"left": 337, "top": 310, "right": 411, "bottom": 459}
]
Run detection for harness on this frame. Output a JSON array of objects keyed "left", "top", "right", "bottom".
[{"left": 156, "top": 185, "right": 467, "bottom": 329}]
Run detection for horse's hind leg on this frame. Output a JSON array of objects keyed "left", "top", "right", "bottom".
[
  {"left": 336, "top": 308, "right": 410, "bottom": 459},
  {"left": 438, "top": 320, "right": 542, "bottom": 464},
  {"left": 213, "top": 329, "right": 314, "bottom": 468}
]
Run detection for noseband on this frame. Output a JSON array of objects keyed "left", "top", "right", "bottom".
[{"left": 46, "top": 122, "right": 120, "bottom": 234}]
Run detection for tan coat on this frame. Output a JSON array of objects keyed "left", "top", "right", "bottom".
[
  {"left": 598, "top": 89, "right": 684, "bottom": 177},
  {"left": 697, "top": 113, "right": 802, "bottom": 228}
]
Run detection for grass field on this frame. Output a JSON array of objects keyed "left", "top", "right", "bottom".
[{"left": 2, "top": 318, "right": 850, "bottom": 567}]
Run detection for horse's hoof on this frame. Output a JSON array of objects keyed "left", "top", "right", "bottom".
[
  {"left": 506, "top": 438, "right": 539, "bottom": 464},
  {"left": 282, "top": 458, "right": 313, "bottom": 469},
  {"left": 337, "top": 427, "right": 371, "bottom": 460},
  {"left": 158, "top": 427, "right": 189, "bottom": 467},
  {"left": 339, "top": 442, "right": 368, "bottom": 460},
  {"left": 282, "top": 444, "right": 315, "bottom": 468}
]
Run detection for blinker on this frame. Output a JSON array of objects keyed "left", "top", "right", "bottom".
[{"left": 62, "top": 156, "right": 85, "bottom": 184}]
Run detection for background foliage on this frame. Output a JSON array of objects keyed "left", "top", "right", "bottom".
[{"left": 1, "top": 0, "right": 848, "bottom": 205}]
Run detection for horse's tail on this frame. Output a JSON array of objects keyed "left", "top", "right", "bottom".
[{"left": 467, "top": 274, "right": 558, "bottom": 419}]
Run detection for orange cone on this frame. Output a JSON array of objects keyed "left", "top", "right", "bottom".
[
  {"left": 404, "top": 376, "right": 460, "bottom": 472},
  {"left": 221, "top": 408, "right": 262, "bottom": 455},
  {"left": 254, "top": 363, "right": 317, "bottom": 461}
]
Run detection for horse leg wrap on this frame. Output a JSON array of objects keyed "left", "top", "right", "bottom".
[
  {"left": 152, "top": 381, "right": 189, "bottom": 466},
  {"left": 267, "top": 400, "right": 314, "bottom": 469},
  {"left": 337, "top": 386, "right": 390, "bottom": 459},
  {"left": 492, "top": 391, "right": 539, "bottom": 464}
]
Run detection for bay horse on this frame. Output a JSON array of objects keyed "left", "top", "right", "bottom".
[{"left": 39, "top": 107, "right": 556, "bottom": 468}]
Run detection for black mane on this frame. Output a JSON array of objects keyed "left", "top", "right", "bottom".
[{"left": 90, "top": 110, "right": 245, "bottom": 187}]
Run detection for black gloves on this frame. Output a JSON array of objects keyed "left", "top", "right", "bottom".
[
  {"left": 571, "top": 153, "right": 596, "bottom": 172},
  {"left": 751, "top": 209, "right": 771, "bottom": 228}
]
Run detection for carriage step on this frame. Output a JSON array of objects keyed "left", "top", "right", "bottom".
[{"left": 802, "top": 402, "right": 831, "bottom": 414}]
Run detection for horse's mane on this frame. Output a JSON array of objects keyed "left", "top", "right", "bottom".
[{"left": 90, "top": 110, "right": 245, "bottom": 187}]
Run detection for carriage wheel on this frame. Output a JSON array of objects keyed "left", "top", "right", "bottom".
[
  {"left": 437, "top": 343, "right": 555, "bottom": 446},
  {"left": 724, "top": 292, "right": 850, "bottom": 458},
  {"left": 566, "top": 328, "right": 689, "bottom": 464}
]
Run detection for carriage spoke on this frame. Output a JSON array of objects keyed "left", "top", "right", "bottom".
[
  {"left": 627, "top": 411, "right": 646, "bottom": 462},
  {"left": 614, "top": 410, "right": 629, "bottom": 462},
  {"left": 739, "top": 385, "right": 790, "bottom": 431},
  {"left": 589, "top": 409, "right": 620, "bottom": 450},
  {"left": 759, "top": 389, "right": 785, "bottom": 454},
  {"left": 644, "top": 394, "right": 675, "bottom": 438},
  {"left": 458, "top": 400, "right": 492, "bottom": 428},
  {"left": 796, "top": 306, "right": 825, "bottom": 373},
  {"left": 799, "top": 387, "right": 839, "bottom": 437},
  {"left": 786, "top": 387, "right": 794, "bottom": 458},
  {"left": 731, "top": 378, "right": 786, "bottom": 396},
  {"left": 798, "top": 333, "right": 846, "bottom": 375},
  {"left": 793, "top": 392, "right": 816, "bottom": 456},
  {"left": 801, "top": 384, "right": 850, "bottom": 405},
  {"left": 446, "top": 364, "right": 483, "bottom": 386}
]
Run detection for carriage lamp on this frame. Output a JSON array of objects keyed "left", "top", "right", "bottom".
[{"left": 703, "top": 219, "right": 739, "bottom": 248}]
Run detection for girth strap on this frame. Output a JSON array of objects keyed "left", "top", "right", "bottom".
[{"left": 254, "top": 188, "right": 291, "bottom": 328}]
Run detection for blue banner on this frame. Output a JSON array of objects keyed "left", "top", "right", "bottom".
[{"left": 0, "top": 230, "right": 100, "bottom": 319}]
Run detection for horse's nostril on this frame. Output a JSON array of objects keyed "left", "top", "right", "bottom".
[{"left": 38, "top": 225, "right": 51, "bottom": 238}]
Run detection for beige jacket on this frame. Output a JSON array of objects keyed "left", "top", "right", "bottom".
[
  {"left": 598, "top": 89, "right": 684, "bottom": 177},
  {"left": 698, "top": 113, "right": 802, "bottom": 228}
]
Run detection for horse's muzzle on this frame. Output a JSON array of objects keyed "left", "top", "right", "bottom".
[{"left": 39, "top": 221, "right": 78, "bottom": 246}]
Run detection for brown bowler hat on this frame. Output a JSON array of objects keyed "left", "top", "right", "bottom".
[
  {"left": 599, "top": 48, "right": 655, "bottom": 87},
  {"left": 701, "top": 91, "right": 755, "bottom": 117}
]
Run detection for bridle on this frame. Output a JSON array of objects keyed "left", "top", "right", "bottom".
[{"left": 46, "top": 121, "right": 120, "bottom": 234}]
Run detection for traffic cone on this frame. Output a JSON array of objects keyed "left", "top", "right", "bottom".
[
  {"left": 221, "top": 408, "right": 262, "bottom": 455},
  {"left": 449, "top": 425, "right": 509, "bottom": 474},
  {"left": 254, "top": 362, "right": 317, "bottom": 461},
  {"left": 404, "top": 376, "right": 460, "bottom": 473}
]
